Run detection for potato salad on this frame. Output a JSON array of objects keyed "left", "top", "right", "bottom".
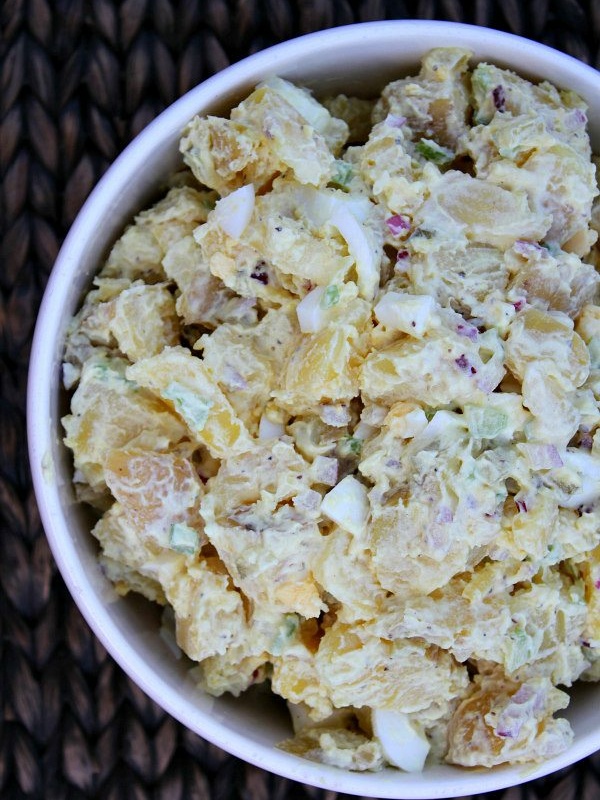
[{"left": 62, "top": 48, "right": 600, "bottom": 772}]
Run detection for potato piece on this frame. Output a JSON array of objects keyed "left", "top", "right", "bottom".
[
  {"left": 62, "top": 355, "right": 187, "bottom": 492},
  {"left": 104, "top": 448, "right": 205, "bottom": 550},
  {"left": 505, "top": 309, "right": 589, "bottom": 388},
  {"left": 181, "top": 85, "right": 338, "bottom": 193},
  {"left": 200, "top": 440, "right": 326, "bottom": 617},
  {"left": 163, "top": 235, "right": 257, "bottom": 328},
  {"left": 197, "top": 308, "right": 299, "bottom": 434},
  {"left": 279, "top": 727, "right": 384, "bottom": 771},
  {"left": 416, "top": 172, "right": 550, "bottom": 250},
  {"left": 101, "top": 187, "right": 213, "bottom": 281},
  {"left": 109, "top": 282, "right": 179, "bottom": 361},
  {"left": 313, "top": 527, "right": 386, "bottom": 623},
  {"left": 315, "top": 620, "right": 468, "bottom": 714},
  {"left": 373, "top": 47, "right": 472, "bottom": 149},
  {"left": 127, "top": 346, "right": 253, "bottom": 458},
  {"left": 93, "top": 502, "right": 188, "bottom": 591},
  {"left": 164, "top": 558, "right": 246, "bottom": 662},
  {"left": 506, "top": 243, "right": 599, "bottom": 319},
  {"left": 274, "top": 325, "right": 364, "bottom": 416},
  {"left": 271, "top": 642, "right": 335, "bottom": 720},
  {"left": 361, "top": 324, "right": 504, "bottom": 408},
  {"left": 447, "top": 669, "right": 572, "bottom": 767}
]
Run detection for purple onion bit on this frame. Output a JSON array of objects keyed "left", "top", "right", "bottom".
[
  {"left": 492, "top": 85, "right": 506, "bottom": 112},
  {"left": 386, "top": 214, "right": 411, "bottom": 236},
  {"left": 250, "top": 262, "right": 269, "bottom": 284},
  {"left": 454, "top": 353, "right": 477, "bottom": 374}
]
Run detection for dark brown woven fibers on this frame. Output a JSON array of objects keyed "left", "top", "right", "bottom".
[{"left": 4, "top": 1, "right": 600, "bottom": 797}]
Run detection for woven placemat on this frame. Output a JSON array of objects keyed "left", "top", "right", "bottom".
[{"left": 3, "top": 1, "right": 600, "bottom": 797}]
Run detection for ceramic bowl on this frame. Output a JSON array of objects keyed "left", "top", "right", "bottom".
[{"left": 28, "top": 20, "right": 600, "bottom": 798}]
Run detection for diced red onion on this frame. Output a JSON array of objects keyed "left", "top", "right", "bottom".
[
  {"left": 436, "top": 505, "right": 454, "bottom": 523},
  {"left": 466, "top": 495, "right": 478, "bottom": 510},
  {"left": 565, "top": 108, "right": 587, "bottom": 130},
  {"left": 492, "top": 85, "right": 506, "bottom": 112},
  {"left": 522, "top": 443, "right": 563, "bottom": 470},
  {"left": 456, "top": 322, "right": 479, "bottom": 341},
  {"left": 514, "top": 240, "right": 544, "bottom": 257},
  {"left": 293, "top": 489, "right": 322, "bottom": 512},
  {"left": 455, "top": 354, "right": 477, "bottom": 374},
  {"left": 319, "top": 404, "right": 351, "bottom": 427},
  {"left": 512, "top": 685, "right": 535, "bottom": 704},
  {"left": 386, "top": 214, "right": 411, "bottom": 236},
  {"left": 311, "top": 455, "right": 338, "bottom": 486},
  {"left": 222, "top": 364, "right": 248, "bottom": 391},
  {"left": 385, "top": 113, "right": 407, "bottom": 128}
]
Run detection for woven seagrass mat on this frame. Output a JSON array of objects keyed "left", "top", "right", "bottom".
[{"left": 4, "top": 1, "right": 600, "bottom": 797}]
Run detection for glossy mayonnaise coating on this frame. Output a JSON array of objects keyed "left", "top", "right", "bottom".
[{"left": 62, "top": 49, "right": 600, "bottom": 772}]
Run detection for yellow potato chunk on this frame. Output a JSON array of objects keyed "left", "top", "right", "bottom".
[
  {"left": 416, "top": 172, "right": 550, "bottom": 249},
  {"left": 126, "top": 346, "right": 253, "bottom": 458},
  {"left": 194, "top": 219, "right": 295, "bottom": 308},
  {"left": 62, "top": 355, "right": 187, "bottom": 492},
  {"left": 505, "top": 309, "right": 589, "bottom": 388},
  {"left": 164, "top": 558, "right": 246, "bottom": 662},
  {"left": 200, "top": 440, "right": 325, "bottom": 617},
  {"left": 162, "top": 235, "right": 257, "bottom": 328},
  {"left": 315, "top": 620, "right": 468, "bottom": 713},
  {"left": 181, "top": 85, "right": 338, "bottom": 193},
  {"left": 506, "top": 244, "right": 599, "bottom": 319},
  {"left": 101, "top": 186, "right": 213, "bottom": 281},
  {"left": 109, "top": 282, "right": 179, "bottom": 361},
  {"left": 447, "top": 669, "right": 572, "bottom": 767},
  {"left": 360, "top": 326, "right": 504, "bottom": 407},
  {"left": 278, "top": 727, "right": 384, "bottom": 771},
  {"left": 93, "top": 502, "right": 188, "bottom": 596},
  {"left": 104, "top": 448, "right": 205, "bottom": 549},
  {"left": 312, "top": 527, "right": 386, "bottom": 623},
  {"left": 197, "top": 307, "right": 299, "bottom": 434},
  {"left": 274, "top": 325, "right": 364, "bottom": 415},
  {"left": 271, "top": 642, "right": 335, "bottom": 720},
  {"left": 373, "top": 47, "right": 471, "bottom": 149}
]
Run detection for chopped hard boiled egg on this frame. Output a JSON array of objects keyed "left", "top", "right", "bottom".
[
  {"left": 371, "top": 709, "right": 431, "bottom": 772},
  {"left": 212, "top": 184, "right": 255, "bottom": 239},
  {"left": 320, "top": 475, "right": 370, "bottom": 537},
  {"left": 374, "top": 292, "right": 437, "bottom": 337}
]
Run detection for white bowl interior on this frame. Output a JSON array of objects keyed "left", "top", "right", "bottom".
[{"left": 28, "top": 20, "right": 600, "bottom": 799}]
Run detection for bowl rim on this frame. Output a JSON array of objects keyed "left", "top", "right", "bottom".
[{"left": 27, "top": 18, "right": 600, "bottom": 799}]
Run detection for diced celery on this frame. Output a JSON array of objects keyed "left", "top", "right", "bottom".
[
  {"left": 415, "top": 138, "right": 454, "bottom": 165},
  {"left": 169, "top": 523, "right": 200, "bottom": 555},
  {"left": 466, "top": 406, "right": 508, "bottom": 438},
  {"left": 504, "top": 625, "right": 538, "bottom": 673},
  {"left": 338, "top": 436, "right": 362, "bottom": 457},
  {"left": 320, "top": 284, "right": 341, "bottom": 308},
  {"left": 164, "top": 381, "right": 213, "bottom": 430},
  {"left": 331, "top": 160, "right": 354, "bottom": 189},
  {"left": 271, "top": 614, "right": 300, "bottom": 655},
  {"left": 588, "top": 336, "right": 600, "bottom": 368}
]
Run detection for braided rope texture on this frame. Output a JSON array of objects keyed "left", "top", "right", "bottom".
[{"left": 3, "top": 1, "right": 600, "bottom": 797}]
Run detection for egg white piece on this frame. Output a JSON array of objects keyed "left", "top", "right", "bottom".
[
  {"left": 320, "top": 474, "right": 370, "bottom": 537},
  {"left": 371, "top": 709, "right": 431, "bottom": 772},
  {"left": 213, "top": 184, "right": 255, "bottom": 239}
]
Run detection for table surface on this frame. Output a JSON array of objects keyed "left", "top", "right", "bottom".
[{"left": 3, "top": 1, "right": 600, "bottom": 797}]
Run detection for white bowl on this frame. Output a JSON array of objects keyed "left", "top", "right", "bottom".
[{"left": 28, "top": 20, "right": 600, "bottom": 799}]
